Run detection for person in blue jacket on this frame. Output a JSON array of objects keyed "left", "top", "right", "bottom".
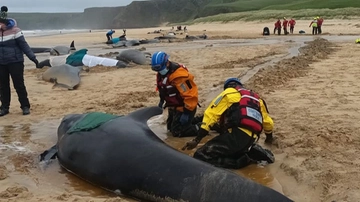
[
  {"left": 106, "top": 29, "right": 115, "bottom": 41},
  {"left": 0, "top": 6, "right": 39, "bottom": 116}
]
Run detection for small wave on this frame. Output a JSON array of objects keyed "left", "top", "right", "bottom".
[
  {"left": 0, "top": 142, "right": 28, "bottom": 152},
  {"left": 22, "top": 29, "right": 90, "bottom": 37}
]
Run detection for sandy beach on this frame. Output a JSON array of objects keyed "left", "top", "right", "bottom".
[{"left": 1, "top": 19, "right": 360, "bottom": 202}]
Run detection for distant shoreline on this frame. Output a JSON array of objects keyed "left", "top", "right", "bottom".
[{"left": 22, "top": 29, "right": 106, "bottom": 38}]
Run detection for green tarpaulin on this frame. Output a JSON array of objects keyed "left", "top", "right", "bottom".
[{"left": 67, "top": 112, "right": 121, "bottom": 134}]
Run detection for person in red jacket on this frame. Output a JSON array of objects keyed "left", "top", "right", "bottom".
[
  {"left": 273, "top": 19, "right": 281, "bottom": 35},
  {"left": 282, "top": 17, "right": 289, "bottom": 35},
  {"left": 289, "top": 18, "right": 296, "bottom": 34},
  {"left": 317, "top": 16, "right": 324, "bottom": 34}
]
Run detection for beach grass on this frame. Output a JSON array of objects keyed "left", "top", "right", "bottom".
[{"left": 178, "top": 8, "right": 360, "bottom": 25}]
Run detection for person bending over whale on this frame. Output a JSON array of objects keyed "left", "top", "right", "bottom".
[
  {"left": 106, "top": 29, "right": 115, "bottom": 41},
  {"left": 151, "top": 51, "right": 200, "bottom": 137},
  {"left": 183, "top": 77, "right": 274, "bottom": 169}
]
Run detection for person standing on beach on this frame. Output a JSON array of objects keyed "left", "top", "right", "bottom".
[
  {"left": 106, "top": 29, "right": 115, "bottom": 41},
  {"left": 317, "top": 16, "right": 324, "bottom": 34},
  {"left": 151, "top": 51, "right": 200, "bottom": 138},
  {"left": 289, "top": 18, "right": 296, "bottom": 34},
  {"left": 282, "top": 17, "right": 289, "bottom": 35},
  {"left": 0, "top": 6, "right": 39, "bottom": 116},
  {"left": 309, "top": 17, "right": 318, "bottom": 35},
  {"left": 274, "top": 19, "right": 281, "bottom": 35}
]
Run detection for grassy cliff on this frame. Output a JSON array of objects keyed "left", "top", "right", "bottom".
[{"left": 6, "top": 0, "right": 360, "bottom": 30}]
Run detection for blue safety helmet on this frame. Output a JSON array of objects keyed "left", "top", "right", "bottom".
[
  {"left": 151, "top": 51, "right": 169, "bottom": 72},
  {"left": 224, "top": 77, "right": 243, "bottom": 89}
]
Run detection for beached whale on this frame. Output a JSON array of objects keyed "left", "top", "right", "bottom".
[
  {"left": 116, "top": 49, "right": 151, "bottom": 65},
  {"left": 42, "top": 64, "right": 83, "bottom": 90},
  {"left": 40, "top": 106, "right": 293, "bottom": 202},
  {"left": 139, "top": 39, "right": 160, "bottom": 44},
  {"left": 30, "top": 41, "right": 76, "bottom": 55},
  {"left": 111, "top": 40, "right": 141, "bottom": 48}
]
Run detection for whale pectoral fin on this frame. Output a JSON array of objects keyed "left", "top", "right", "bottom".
[
  {"left": 128, "top": 106, "right": 163, "bottom": 123},
  {"left": 52, "top": 79, "right": 73, "bottom": 90},
  {"left": 39, "top": 144, "right": 58, "bottom": 162}
]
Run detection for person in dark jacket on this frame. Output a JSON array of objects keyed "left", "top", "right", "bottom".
[{"left": 0, "top": 6, "right": 39, "bottom": 116}]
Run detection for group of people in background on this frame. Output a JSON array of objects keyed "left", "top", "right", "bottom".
[
  {"left": 266, "top": 16, "right": 324, "bottom": 36},
  {"left": 309, "top": 16, "right": 324, "bottom": 35},
  {"left": 273, "top": 17, "right": 296, "bottom": 35}
]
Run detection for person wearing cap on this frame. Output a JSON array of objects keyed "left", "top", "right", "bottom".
[
  {"left": 182, "top": 77, "right": 274, "bottom": 169},
  {"left": 151, "top": 51, "right": 200, "bottom": 137},
  {"left": 0, "top": 6, "right": 39, "bottom": 116},
  {"left": 309, "top": 17, "right": 318, "bottom": 35}
]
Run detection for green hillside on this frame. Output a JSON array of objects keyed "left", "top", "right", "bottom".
[
  {"left": 263, "top": 0, "right": 360, "bottom": 10},
  {"left": 7, "top": 0, "right": 360, "bottom": 29},
  {"left": 199, "top": 0, "right": 360, "bottom": 17}
]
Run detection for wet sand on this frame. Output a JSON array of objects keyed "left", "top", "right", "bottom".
[{"left": 1, "top": 19, "right": 360, "bottom": 202}]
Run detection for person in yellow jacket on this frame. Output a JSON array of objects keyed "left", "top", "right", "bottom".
[
  {"left": 183, "top": 77, "right": 275, "bottom": 169},
  {"left": 151, "top": 51, "right": 200, "bottom": 137},
  {"left": 309, "top": 17, "right": 318, "bottom": 35}
]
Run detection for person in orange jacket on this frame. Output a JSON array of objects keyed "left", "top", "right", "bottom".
[
  {"left": 289, "top": 18, "right": 296, "bottom": 34},
  {"left": 151, "top": 51, "right": 200, "bottom": 137},
  {"left": 274, "top": 19, "right": 281, "bottom": 35},
  {"left": 282, "top": 17, "right": 289, "bottom": 35}
]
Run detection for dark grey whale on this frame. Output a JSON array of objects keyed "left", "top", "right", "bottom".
[
  {"left": 41, "top": 106, "right": 293, "bottom": 202},
  {"left": 116, "top": 49, "right": 151, "bottom": 65},
  {"left": 30, "top": 41, "right": 76, "bottom": 55}
]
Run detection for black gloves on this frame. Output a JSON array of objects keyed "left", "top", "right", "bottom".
[
  {"left": 182, "top": 128, "right": 209, "bottom": 150},
  {"left": 158, "top": 100, "right": 164, "bottom": 108},
  {"left": 264, "top": 132, "right": 273, "bottom": 144},
  {"left": 31, "top": 58, "right": 39, "bottom": 68}
]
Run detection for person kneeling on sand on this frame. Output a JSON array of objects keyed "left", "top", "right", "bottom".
[
  {"left": 151, "top": 51, "right": 200, "bottom": 138},
  {"left": 182, "top": 77, "right": 275, "bottom": 169}
]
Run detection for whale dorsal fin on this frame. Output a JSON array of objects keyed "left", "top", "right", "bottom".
[
  {"left": 70, "top": 40, "right": 76, "bottom": 50},
  {"left": 127, "top": 106, "right": 163, "bottom": 123}
]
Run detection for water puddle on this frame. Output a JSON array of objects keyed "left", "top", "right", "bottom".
[
  {"left": 1, "top": 115, "right": 283, "bottom": 201},
  {"left": 147, "top": 115, "right": 284, "bottom": 194},
  {"left": 0, "top": 120, "right": 116, "bottom": 199}
]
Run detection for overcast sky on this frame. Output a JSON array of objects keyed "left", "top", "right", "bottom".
[{"left": 1, "top": 0, "right": 135, "bottom": 13}]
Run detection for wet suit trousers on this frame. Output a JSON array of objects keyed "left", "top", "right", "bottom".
[
  {"left": 0, "top": 62, "right": 30, "bottom": 110},
  {"left": 167, "top": 108, "right": 198, "bottom": 137},
  {"left": 290, "top": 26, "right": 294, "bottom": 34},
  {"left": 312, "top": 27, "right": 318, "bottom": 35},
  {"left": 193, "top": 127, "right": 256, "bottom": 169},
  {"left": 317, "top": 26, "right": 322, "bottom": 34}
]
